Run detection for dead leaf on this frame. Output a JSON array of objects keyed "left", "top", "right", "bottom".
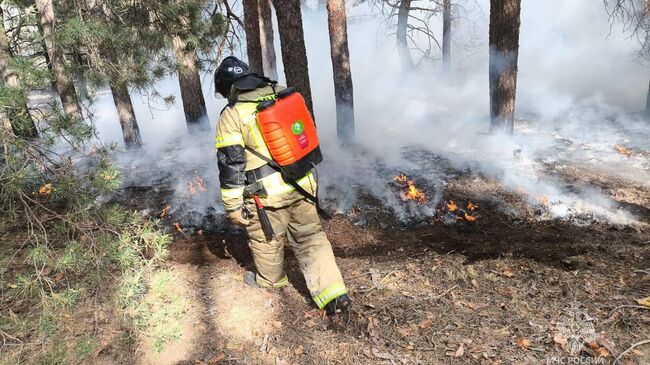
[
  {"left": 636, "top": 296, "right": 650, "bottom": 307},
  {"left": 553, "top": 333, "right": 568, "bottom": 346},
  {"left": 454, "top": 343, "right": 465, "bottom": 357},
  {"left": 587, "top": 342, "right": 610, "bottom": 358},
  {"left": 501, "top": 268, "right": 515, "bottom": 278},
  {"left": 396, "top": 325, "right": 414, "bottom": 337},
  {"left": 371, "top": 348, "right": 394, "bottom": 361},
  {"left": 53, "top": 272, "right": 64, "bottom": 283},
  {"left": 294, "top": 345, "right": 304, "bottom": 355},
  {"left": 207, "top": 353, "right": 225, "bottom": 364},
  {"left": 418, "top": 319, "right": 433, "bottom": 329},
  {"left": 456, "top": 301, "right": 488, "bottom": 310},
  {"left": 516, "top": 337, "right": 531, "bottom": 349},
  {"left": 305, "top": 319, "right": 317, "bottom": 328},
  {"left": 174, "top": 222, "right": 183, "bottom": 232}
]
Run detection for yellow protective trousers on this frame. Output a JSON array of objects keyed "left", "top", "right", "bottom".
[{"left": 244, "top": 197, "right": 347, "bottom": 309}]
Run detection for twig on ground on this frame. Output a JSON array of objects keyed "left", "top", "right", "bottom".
[
  {"left": 431, "top": 284, "right": 459, "bottom": 301},
  {"left": 608, "top": 305, "right": 650, "bottom": 318},
  {"left": 614, "top": 339, "right": 650, "bottom": 364}
]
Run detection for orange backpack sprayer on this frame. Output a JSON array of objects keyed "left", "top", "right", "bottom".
[
  {"left": 255, "top": 87, "right": 323, "bottom": 181},
  {"left": 240, "top": 86, "right": 329, "bottom": 218}
]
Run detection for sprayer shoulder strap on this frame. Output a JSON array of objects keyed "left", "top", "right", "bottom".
[{"left": 244, "top": 146, "right": 330, "bottom": 219}]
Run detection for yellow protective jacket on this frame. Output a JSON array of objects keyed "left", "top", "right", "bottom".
[{"left": 215, "top": 85, "right": 317, "bottom": 212}]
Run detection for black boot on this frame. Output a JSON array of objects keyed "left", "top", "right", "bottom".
[
  {"left": 325, "top": 294, "right": 351, "bottom": 315},
  {"left": 243, "top": 271, "right": 259, "bottom": 288}
]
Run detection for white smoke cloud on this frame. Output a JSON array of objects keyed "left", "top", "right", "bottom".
[{"left": 90, "top": 0, "right": 649, "bottom": 225}]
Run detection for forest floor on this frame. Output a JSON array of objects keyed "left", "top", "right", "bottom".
[
  {"left": 106, "top": 146, "right": 649, "bottom": 365},
  {"left": 2, "top": 145, "right": 649, "bottom": 365}
]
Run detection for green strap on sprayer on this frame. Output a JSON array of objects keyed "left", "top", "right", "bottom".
[{"left": 244, "top": 146, "right": 330, "bottom": 219}]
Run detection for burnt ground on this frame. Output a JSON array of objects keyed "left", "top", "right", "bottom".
[
  {"left": 103, "top": 150, "right": 650, "bottom": 365},
  {"left": 6, "top": 149, "right": 644, "bottom": 365}
]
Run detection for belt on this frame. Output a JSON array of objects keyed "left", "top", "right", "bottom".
[{"left": 245, "top": 164, "right": 278, "bottom": 184}]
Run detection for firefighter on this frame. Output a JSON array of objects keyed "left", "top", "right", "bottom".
[{"left": 213, "top": 56, "right": 351, "bottom": 315}]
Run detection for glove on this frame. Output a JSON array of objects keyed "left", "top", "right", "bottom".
[{"left": 227, "top": 209, "right": 250, "bottom": 226}]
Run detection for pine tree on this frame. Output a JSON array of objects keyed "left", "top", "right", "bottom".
[
  {"left": 35, "top": 0, "right": 82, "bottom": 120},
  {"left": 258, "top": 0, "right": 277, "bottom": 79},
  {"left": 272, "top": 0, "right": 314, "bottom": 115},
  {"left": 172, "top": 33, "right": 209, "bottom": 132},
  {"left": 327, "top": 0, "right": 354, "bottom": 142},
  {"left": 0, "top": 5, "right": 38, "bottom": 138},
  {"left": 243, "top": 0, "right": 264, "bottom": 73},
  {"left": 396, "top": 0, "right": 414, "bottom": 72},
  {"left": 442, "top": 0, "right": 451, "bottom": 72},
  {"left": 488, "top": 0, "right": 521, "bottom": 134}
]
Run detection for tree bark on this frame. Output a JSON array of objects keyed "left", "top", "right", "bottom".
[
  {"left": 488, "top": 0, "right": 521, "bottom": 134},
  {"left": 442, "top": 0, "right": 451, "bottom": 72},
  {"left": 258, "top": 0, "right": 278, "bottom": 79},
  {"left": 272, "top": 0, "right": 314, "bottom": 115},
  {"left": 396, "top": 0, "right": 414, "bottom": 72},
  {"left": 327, "top": 0, "right": 354, "bottom": 143},
  {"left": 35, "top": 0, "right": 82, "bottom": 120},
  {"left": 172, "top": 35, "right": 209, "bottom": 132},
  {"left": 0, "top": 6, "right": 38, "bottom": 138},
  {"left": 110, "top": 80, "right": 142, "bottom": 149},
  {"left": 243, "top": 0, "right": 264, "bottom": 74}
]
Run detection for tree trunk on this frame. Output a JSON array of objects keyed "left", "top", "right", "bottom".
[
  {"left": 243, "top": 0, "right": 264, "bottom": 74},
  {"left": 110, "top": 80, "right": 142, "bottom": 149},
  {"left": 171, "top": 35, "right": 209, "bottom": 132},
  {"left": 0, "top": 6, "right": 38, "bottom": 138},
  {"left": 35, "top": 0, "right": 82, "bottom": 120},
  {"left": 396, "top": 0, "right": 414, "bottom": 72},
  {"left": 327, "top": 0, "right": 354, "bottom": 143},
  {"left": 488, "top": 0, "right": 521, "bottom": 134},
  {"left": 442, "top": 0, "right": 451, "bottom": 72},
  {"left": 272, "top": 0, "right": 314, "bottom": 115},
  {"left": 258, "top": 0, "right": 278, "bottom": 79}
]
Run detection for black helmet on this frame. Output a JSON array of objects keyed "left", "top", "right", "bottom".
[{"left": 214, "top": 56, "right": 261, "bottom": 98}]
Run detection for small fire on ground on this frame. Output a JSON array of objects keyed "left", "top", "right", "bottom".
[
  {"left": 394, "top": 174, "right": 427, "bottom": 203},
  {"left": 442, "top": 200, "right": 478, "bottom": 223},
  {"left": 188, "top": 173, "right": 207, "bottom": 195}
]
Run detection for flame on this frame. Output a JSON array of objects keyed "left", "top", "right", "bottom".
[
  {"left": 467, "top": 201, "right": 478, "bottom": 211},
  {"left": 447, "top": 200, "right": 457, "bottom": 212},
  {"left": 404, "top": 180, "right": 426, "bottom": 202},
  {"left": 188, "top": 174, "right": 208, "bottom": 195},
  {"left": 38, "top": 183, "right": 53, "bottom": 196},
  {"left": 463, "top": 212, "right": 477, "bottom": 222},
  {"left": 394, "top": 174, "right": 408, "bottom": 184},
  {"left": 174, "top": 222, "right": 183, "bottom": 232},
  {"left": 394, "top": 174, "right": 426, "bottom": 203},
  {"left": 614, "top": 145, "right": 633, "bottom": 157},
  {"left": 160, "top": 205, "right": 171, "bottom": 218}
]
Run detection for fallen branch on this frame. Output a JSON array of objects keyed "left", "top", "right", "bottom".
[
  {"left": 608, "top": 305, "right": 650, "bottom": 318},
  {"left": 614, "top": 339, "right": 650, "bottom": 364},
  {"left": 431, "top": 284, "right": 459, "bottom": 301}
]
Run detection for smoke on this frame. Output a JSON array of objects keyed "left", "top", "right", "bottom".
[{"left": 91, "top": 0, "right": 649, "bottom": 226}]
